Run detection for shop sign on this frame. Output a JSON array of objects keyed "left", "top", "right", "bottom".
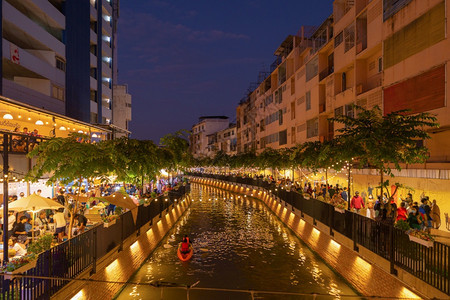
[
  {"left": 0, "top": 120, "right": 21, "bottom": 130},
  {"left": 10, "top": 44, "right": 20, "bottom": 65}
]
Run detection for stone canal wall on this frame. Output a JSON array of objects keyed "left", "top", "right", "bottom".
[
  {"left": 190, "top": 176, "right": 448, "bottom": 300},
  {"left": 53, "top": 195, "right": 193, "bottom": 300}
]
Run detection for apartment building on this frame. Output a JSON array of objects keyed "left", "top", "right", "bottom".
[
  {"left": 1, "top": 0, "right": 66, "bottom": 114},
  {"left": 216, "top": 124, "right": 237, "bottom": 156},
  {"left": 236, "top": 0, "right": 450, "bottom": 222},
  {"left": 67, "top": 0, "right": 117, "bottom": 125},
  {"left": 190, "top": 116, "right": 229, "bottom": 158},
  {"left": 0, "top": 0, "right": 118, "bottom": 128},
  {"left": 112, "top": 84, "right": 132, "bottom": 138}
]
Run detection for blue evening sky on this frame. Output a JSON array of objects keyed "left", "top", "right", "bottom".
[{"left": 117, "top": 1, "right": 333, "bottom": 142}]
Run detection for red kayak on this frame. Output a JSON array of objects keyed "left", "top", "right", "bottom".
[{"left": 177, "top": 243, "right": 193, "bottom": 261}]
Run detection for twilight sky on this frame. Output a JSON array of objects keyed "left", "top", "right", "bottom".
[{"left": 117, "top": 1, "right": 332, "bottom": 143}]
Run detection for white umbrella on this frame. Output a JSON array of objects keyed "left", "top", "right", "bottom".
[
  {"left": 8, "top": 193, "right": 64, "bottom": 239},
  {"left": 9, "top": 193, "right": 63, "bottom": 211}
]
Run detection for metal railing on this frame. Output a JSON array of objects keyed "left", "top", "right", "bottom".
[
  {"left": 0, "top": 185, "right": 191, "bottom": 299},
  {"left": 189, "top": 172, "right": 449, "bottom": 295}
]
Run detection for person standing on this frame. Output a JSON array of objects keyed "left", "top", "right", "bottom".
[
  {"left": 350, "top": 191, "right": 365, "bottom": 214},
  {"left": 56, "top": 190, "right": 66, "bottom": 206},
  {"left": 54, "top": 208, "right": 67, "bottom": 242},
  {"left": 341, "top": 187, "right": 348, "bottom": 203},
  {"left": 7, "top": 210, "right": 16, "bottom": 238}
]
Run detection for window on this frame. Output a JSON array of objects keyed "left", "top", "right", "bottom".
[
  {"left": 305, "top": 91, "right": 311, "bottom": 111},
  {"left": 306, "top": 118, "right": 319, "bottom": 138},
  {"left": 278, "top": 109, "right": 283, "bottom": 125},
  {"left": 56, "top": 57, "right": 66, "bottom": 72},
  {"left": 279, "top": 130, "right": 287, "bottom": 145},
  {"left": 334, "top": 106, "right": 344, "bottom": 117},
  {"left": 291, "top": 101, "right": 296, "bottom": 120},
  {"left": 378, "top": 57, "right": 382, "bottom": 73},
  {"left": 52, "top": 85, "right": 64, "bottom": 101},
  {"left": 90, "top": 113, "right": 98, "bottom": 123},
  {"left": 260, "top": 119, "right": 265, "bottom": 132},
  {"left": 306, "top": 56, "right": 318, "bottom": 81},
  {"left": 342, "top": 72, "right": 347, "bottom": 92},
  {"left": 334, "top": 31, "right": 343, "bottom": 47},
  {"left": 344, "top": 23, "right": 355, "bottom": 52},
  {"left": 90, "top": 90, "right": 97, "bottom": 102},
  {"left": 90, "top": 68, "right": 97, "bottom": 79},
  {"left": 291, "top": 127, "right": 296, "bottom": 144}
]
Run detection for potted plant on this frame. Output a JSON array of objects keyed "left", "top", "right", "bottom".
[
  {"left": 406, "top": 229, "right": 434, "bottom": 247},
  {"left": 1, "top": 254, "right": 37, "bottom": 279},
  {"left": 102, "top": 215, "right": 118, "bottom": 227}
]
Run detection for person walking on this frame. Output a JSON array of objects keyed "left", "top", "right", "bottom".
[{"left": 350, "top": 191, "right": 365, "bottom": 214}]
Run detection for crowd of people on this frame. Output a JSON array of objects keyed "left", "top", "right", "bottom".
[
  {"left": 220, "top": 172, "right": 442, "bottom": 232},
  {"left": 11, "top": 127, "right": 42, "bottom": 152}
]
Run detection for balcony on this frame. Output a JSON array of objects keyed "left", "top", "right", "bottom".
[
  {"left": 319, "top": 66, "right": 334, "bottom": 81},
  {"left": 2, "top": 39, "right": 64, "bottom": 86},
  {"left": 90, "top": 29, "right": 97, "bottom": 44},
  {"left": 90, "top": 77, "right": 97, "bottom": 91},
  {"left": 3, "top": 1, "right": 65, "bottom": 57},
  {"left": 102, "top": 18, "right": 112, "bottom": 35},
  {"left": 2, "top": 79, "right": 65, "bottom": 115},
  {"left": 356, "top": 73, "right": 382, "bottom": 95}
]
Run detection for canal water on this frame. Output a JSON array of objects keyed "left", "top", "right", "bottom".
[{"left": 116, "top": 184, "right": 361, "bottom": 299}]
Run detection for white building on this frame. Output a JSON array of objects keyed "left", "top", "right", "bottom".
[
  {"left": 112, "top": 84, "right": 132, "bottom": 137},
  {"left": 190, "top": 116, "right": 229, "bottom": 158},
  {"left": 216, "top": 124, "right": 237, "bottom": 156}
]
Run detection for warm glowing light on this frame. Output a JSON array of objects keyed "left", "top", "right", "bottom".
[
  {"left": 399, "top": 287, "right": 420, "bottom": 299},
  {"left": 59, "top": 126, "right": 66, "bottom": 131},
  {"left": 71, "top": 289, "right": 85, "bottom": 300},
  {"left": 35, "top": 119, "right": 44, "bottom": 125},
  {"left": 3, "top": 113, "right": 13, "bottom": 120},
  {"left": 92, "top": 133, "right": 98, "bottom": 138},
  {"left": 354, "top": 256, "right": 372, "bottom": 272},
  {"left": 106, "top": 259, "right": 119, "bottom": 273}
]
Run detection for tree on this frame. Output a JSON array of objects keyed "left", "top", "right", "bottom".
[
  {"left": 26, "top": 133, "right": 111, "bottom": 238},
  {"left": 330, "top": 105, "right": 439, "bottom": 198},
  {"left": 160, "top": 130, "right": 192, "bottom": 170}
]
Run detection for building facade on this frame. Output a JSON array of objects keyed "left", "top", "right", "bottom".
[
  {"left": 236, "top": 0, "right": 450, "bottom": 225},
  {"left": 216, "top": 124, "right": 237, "bottom": 156},
  {"left": 112, "top": 84, "right": 132, "bottom": 138},
  {"left": 190, "top": 116, "right": 229, "bottom": 158},
  {"left": 1, "top": 0, "right": 66, "bottom": 114},
  {"left": 0, "top": 0, "right": 118, "bottom": 127}
]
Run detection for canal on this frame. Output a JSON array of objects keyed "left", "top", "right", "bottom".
[{"left": 116, "top": 183, "right": 361, "bottom": 299}]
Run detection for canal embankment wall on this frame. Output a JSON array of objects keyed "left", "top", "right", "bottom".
[
  {"left": 190, "top": 176, "right": 448, "bottom": 300},
  {"left": 53, "top": 195, "right": 193, "bottom": 300}
]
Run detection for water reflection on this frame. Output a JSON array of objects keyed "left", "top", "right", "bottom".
[{"left": 117, "top": 184, "right": 361, "bottom": 300}]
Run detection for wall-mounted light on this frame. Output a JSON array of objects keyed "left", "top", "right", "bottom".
[
  {"left": 35, "top": 120, "right": 44, "bottom": 125},
  {"left": 92, "top": 133, "right": 98, "bottom": 138},
  {"left": 59, "top": 126, "right": 66, "bottom": 131},
  {"left": 3, "top": 113, "right": 13, "bottom": 120},
  {"left": 78, "top": 130, "right": 83, "bottom": 133}
]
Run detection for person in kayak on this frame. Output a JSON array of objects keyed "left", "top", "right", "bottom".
[{"left": 180, "top": 235, "right": 191, "bottom": 254}]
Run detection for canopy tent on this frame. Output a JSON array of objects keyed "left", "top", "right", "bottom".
[
  {"left": 9, "top": 193, "right": 63, "bottom": 211},
  {"left": 103, "top": 191, "right": 138, "bottom": 223}
]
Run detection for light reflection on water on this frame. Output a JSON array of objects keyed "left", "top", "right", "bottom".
[{"left": 117, "top": 184, "right": 361, "bottom": 300}]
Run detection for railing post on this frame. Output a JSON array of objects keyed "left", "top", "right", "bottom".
[
  {"left": 329, "top": 204, "right": 334, "bottom": 237},
  {"left": 119, "top": 215, "right": 123, "bottom": 252},
  {"left": 389, "top": 225, "right": 397, "bottom": 275},
  {"left": 352, "top": 213, "right": 359, "bottom": 252},
  {"left": 91, "top": 227, "right": 97, "bottom": 275}
]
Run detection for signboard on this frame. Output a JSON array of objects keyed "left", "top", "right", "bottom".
[{"left": 10, "top": 44, "right": 20, "bottom": 65}]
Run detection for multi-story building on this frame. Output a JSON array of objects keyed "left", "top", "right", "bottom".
[
  {"left": 216, "top": 124, "right": 237, "bottom": 156},
  {"left": 112, "top": 84, "right": 132, "bottom": 138},
  {"left": 0, "top": 0, "right": 119, "bottom": 126},
  {"left": 190, "top": 116, "right": 229, "bottom": 158},
  {"left": 67, "top": 0, "right": 117, "bottom": 125},
  {"left": 1, "top": 0, "right": 66, "bottom": 114},
  {"left": 236, "top": 0, "right": 450, "bottom": 225}
]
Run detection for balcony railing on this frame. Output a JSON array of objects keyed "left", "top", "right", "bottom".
[{"left": 319, "top": 66, "right": 334, "bottom": 81}]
